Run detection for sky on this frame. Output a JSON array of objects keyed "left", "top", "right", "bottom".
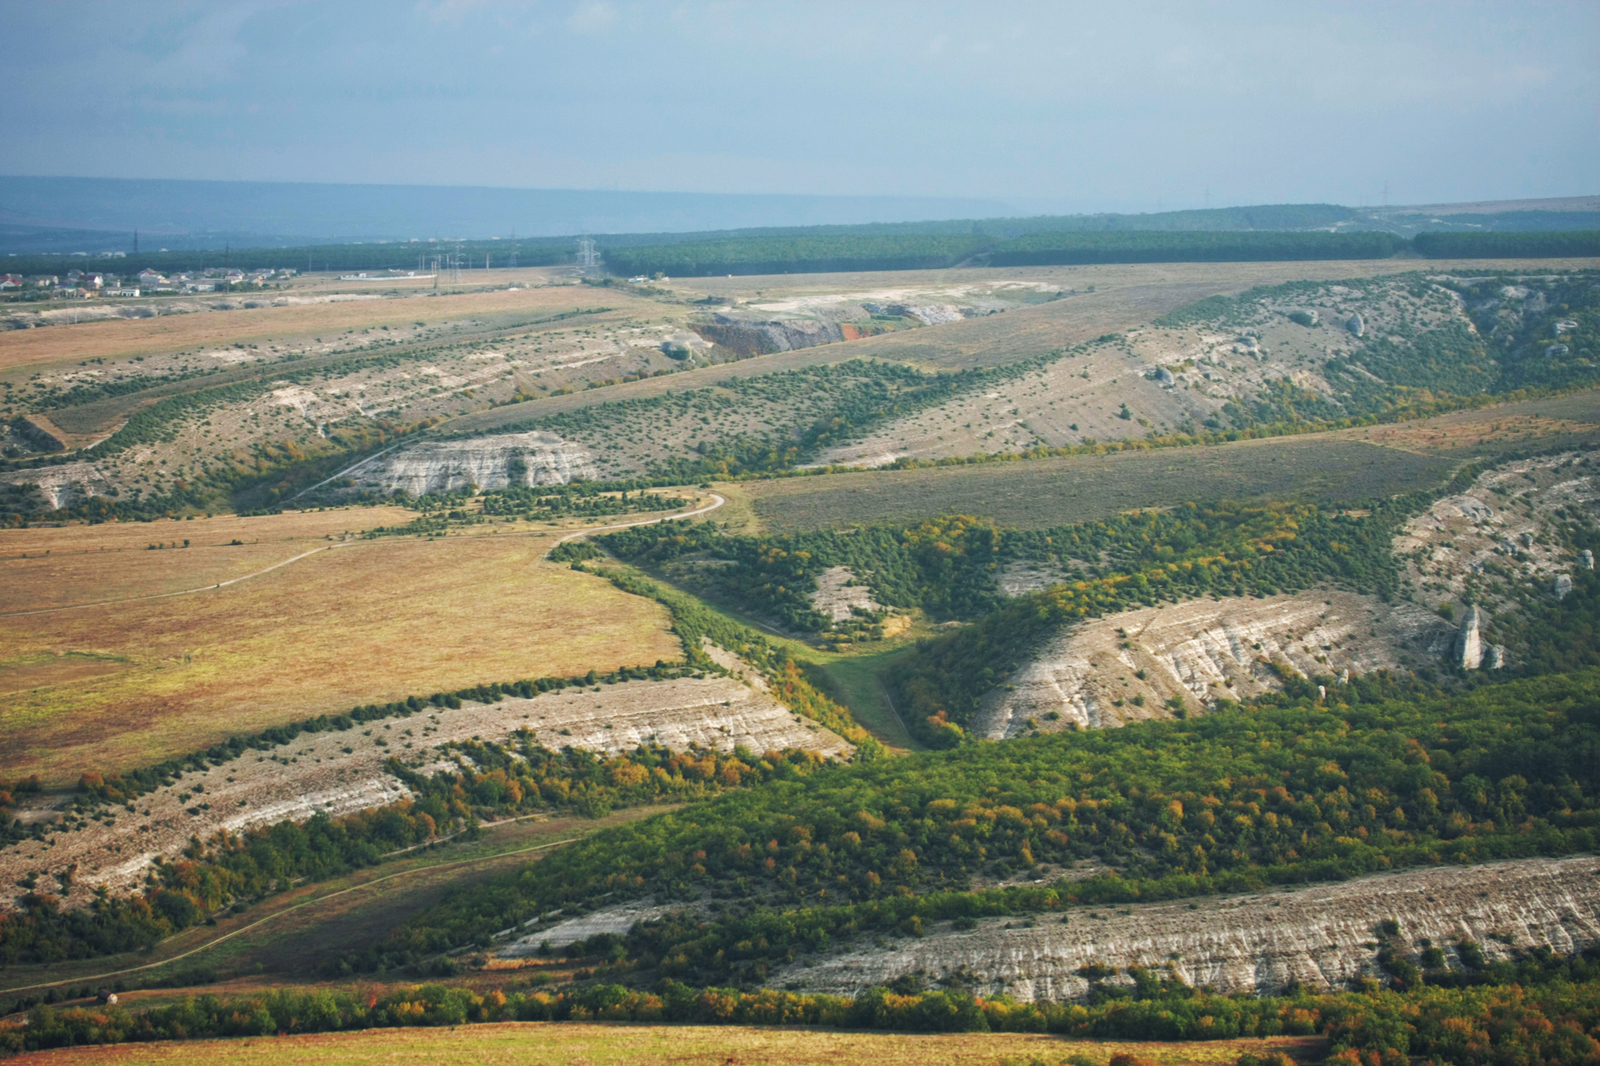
[{"left": 1, "top": 0, "right": 1595, "bottom": 215}]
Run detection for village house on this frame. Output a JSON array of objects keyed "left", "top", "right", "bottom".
[{"left": 0, "top": 274, "right": 22, "bottom": 290}]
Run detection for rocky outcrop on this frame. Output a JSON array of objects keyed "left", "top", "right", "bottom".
[
  {"left": 974, "top": 591, "right": 1453, "bottom": 739},
  {"left": 499, "top": 901, "right": 683, "bottom": 956},
  {"left": 1346, "top": 312, "right": 1365, "bottom": 337},
  {"left": 1555, "top": 574, "right": 1574, "bottom": 600},
  {"left": 1456, "top": 605, "right": 1484, "bottom": 669},
  {"left": 1583, "top": 549, "right": 1595, "bottom": 570},
  {"left": 691, "top": 316, "right": 846, "bottom": 357},
  {"left": 898, "top": 303, "right": 965, "bottom": 325},
  {"left": 0, "top": 460, "right": 115, "bottom": 509},
  {"left": 776, "top": 856, "right": 1600, "bottom": 1001},
  {"left": 810, "top": 566, "right": 884, "bottom": 623},
  {"left": 334, "top": 431, "right": 596, "bottom": 496},
  {"left": 1, "top": 670, "right": 847, "bottom": 909}
]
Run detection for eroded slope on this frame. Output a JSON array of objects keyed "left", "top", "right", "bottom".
[{"left": 777, "top": 856, "right": 1600, "bottom": 1000}]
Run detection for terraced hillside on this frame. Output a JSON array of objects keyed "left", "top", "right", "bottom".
[
  {"left": 323, "top": 267, "right": 1599, "bottom": 498},
  {"left": 5, "top": 261, "right": 1594, "bottom": 516},
  {"left": 809, "top": 271, "right": 1600, "bottom": 467}
]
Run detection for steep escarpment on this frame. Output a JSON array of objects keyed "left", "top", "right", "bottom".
[
  {"left": 975, "top": 591, "right": 1453, "bottom": 739},
  {"left": 332, "top": 430, "right": 597, "bottom": 496},
  {"left": 779, "top": 855, "right": 1600, "bottom": 1001},
  {"left": 0, "top": 670, "right": 848, "bottom": 911},
  {"left": 963, "top": 453, "right": 1599, "bottom": 738}
]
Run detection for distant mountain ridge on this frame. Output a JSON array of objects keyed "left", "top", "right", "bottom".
[
  {"left": 1, "top": 176, "right": 1595, "bottom": 257},
  {"left": 0, "top": 176, "right": 1012, "bottom": 252}
]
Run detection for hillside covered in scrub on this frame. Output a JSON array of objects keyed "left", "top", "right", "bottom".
[{"left": 359, "top": 666, "right": 1600, "bottom": 989}]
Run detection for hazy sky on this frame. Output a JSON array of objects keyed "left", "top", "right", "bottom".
[{"left": 2, "top": 0, "right": 1595, "bottom": 213}]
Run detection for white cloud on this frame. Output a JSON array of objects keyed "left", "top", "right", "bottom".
[{"left": 566, "top": 0, "right": 618, "bottom": 34}]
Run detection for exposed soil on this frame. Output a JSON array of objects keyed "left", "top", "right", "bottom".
[{"left": 810, "top": 566, "right": 885, "bottom": 623}]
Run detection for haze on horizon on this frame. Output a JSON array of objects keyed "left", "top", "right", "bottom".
[{"left": 0, "top": 0, "right": 1596, "bottom": 222}]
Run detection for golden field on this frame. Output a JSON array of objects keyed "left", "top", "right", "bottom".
[
  {"left": 12, "top": 1021, "right": 1321, "bottom": 1066},
  {"left": 0, "top": 508, "right": 685, "bottom": 786}
]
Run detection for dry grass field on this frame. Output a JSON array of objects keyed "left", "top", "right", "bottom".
[
  {"left": 14, "top": 1022, "right": 1322, "bottom": 1065},
  {"left": 733, "top": 437, "right": 1455, "bottom": 534},
  {"left": 0, "top": 508, "right": 686, "bottom": 786},
  {"left": 0, "top": 273, "right": 650, "bottom": 377},
  {"left": 730, "top": 389, "right": 1600, "bottom": 534},
  {"left": 0, "top": 506, "right": 418, "bottom": 609},
  {"left": 1329, "top": 388, "right": 1600, "bottom": 453}
]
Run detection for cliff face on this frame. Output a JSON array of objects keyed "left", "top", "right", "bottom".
[
  {"left": 338, "top": 431, "right": 596, "bottom": 496},
  {"left": 779, "top": 856, "right": 1600, "bottom": 1001},
  {"left": 974, "top": 591, "right": 1454, "bottom": 739},
  {"left": 691, "top": 315, "right": 848, "bottom": 357}
]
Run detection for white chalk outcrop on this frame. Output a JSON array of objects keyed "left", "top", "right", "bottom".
[
  {"left": 810, "top": 566, "right": 884, "bottom": 623},
  {"left": 0, "top": 672, "right": 848, "bottom": 911},
  {"left": 335, "top": 431, "right": 597, "bottom": 496},
  {"left": 779, "top": 856, "right": 1600, "bottom": 1000},
  {"left": 974, "top": 591, "right": 1453, "bottom": 739}
]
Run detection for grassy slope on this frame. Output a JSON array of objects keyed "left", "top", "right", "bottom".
[
  {"left": 0, "top": 808, "right": 673, "bottom": 997},
  {"left": 736, "top": 389, "right": 1600, "bottom": 534},
  {"left": 1, "top": 514, "right": 685, "bottom": 785}
]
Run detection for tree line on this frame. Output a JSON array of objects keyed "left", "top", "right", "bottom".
[
  {"left": 7, "top": 950, "right": 1599, "bottom": 1062},
  {"left": 359, "top": 666, "right": 1600, "bottom": 987},
  {"left": 0, "top": 565, "right": 866, "bottom": 965},
  {"left": 603, "top": 231, "right": 1597, "bottom": 278}
]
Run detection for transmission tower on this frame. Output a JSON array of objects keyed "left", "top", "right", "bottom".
[{"left": 576, "top": 237, "right": 598, "bottom": 272}]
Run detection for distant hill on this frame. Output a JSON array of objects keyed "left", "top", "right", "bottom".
[
  {"left": 2, "top": 176, "right": 1595, "bottom": 258},
  {"left": 0, "top": 176, "right": 1012, "bottom": 253}
]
